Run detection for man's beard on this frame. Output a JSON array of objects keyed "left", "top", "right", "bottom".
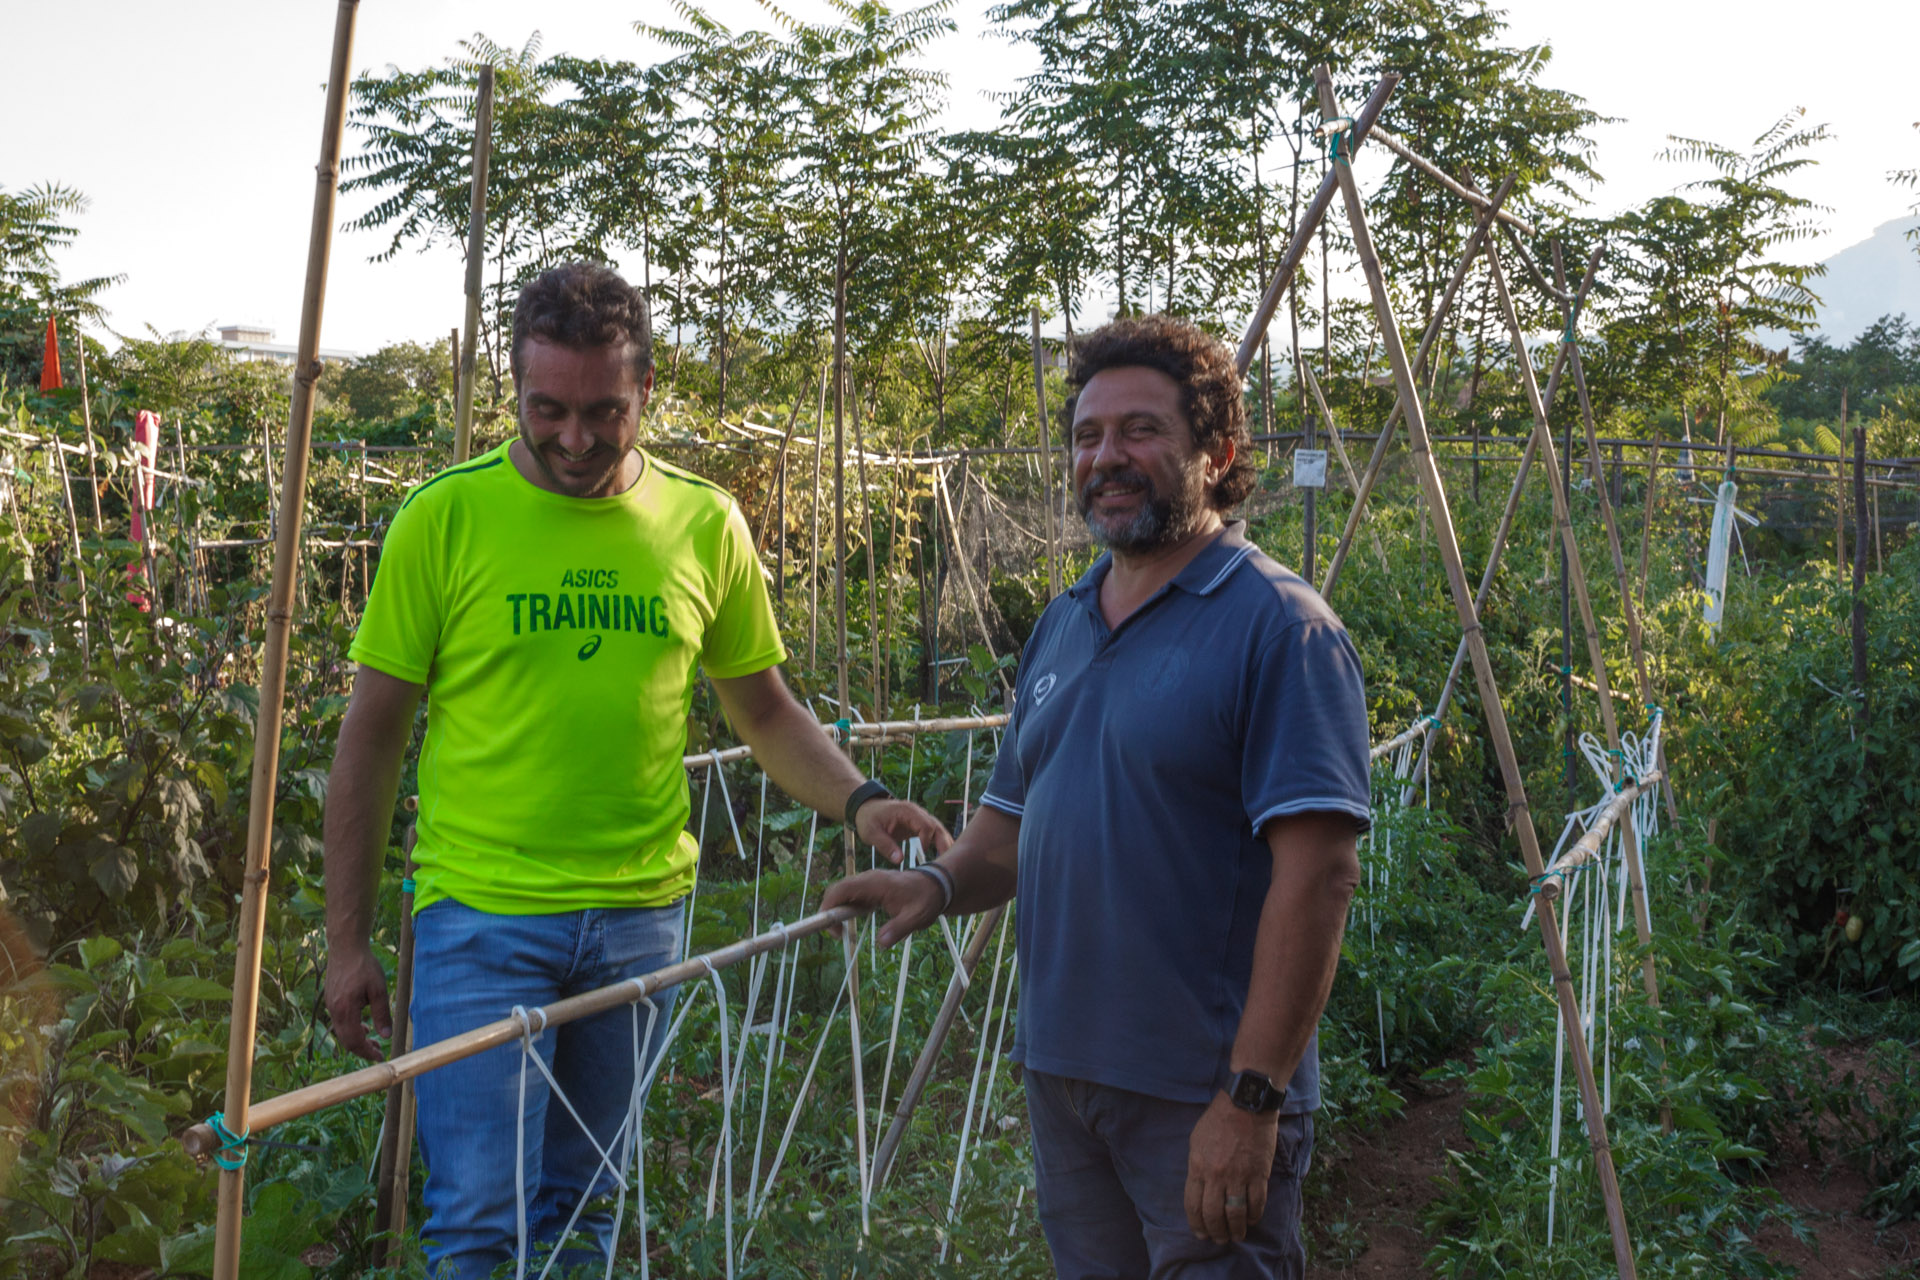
[
  {"left": 520, "top": 424, "right": 624, "bottom": 497},
  {"left": 1076, "top": 463, "right": 1207, "bottom": 552}
]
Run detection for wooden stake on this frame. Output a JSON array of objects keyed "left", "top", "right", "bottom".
[
  {"left": 1030, "top": 306, "right": 1061, "bottom": 597},
  {"left": 212, "top": 7, "right": 360, "bottom": 1277},
  {"left": 372, "top": 852, "right": 417, "bottom": 1260},
  {"left": 1319, "top": 175, "right": 1516, "bottom": 600},
  {"left": 1637, "top": 443, "right": 1659, "bottom": 614},
  {"left": 453, "top": 66, "right": 495, "bottom": 464},
  {"left": 74, "top": 320, "right": 104, "bottom": 528},
  {"left": 854, "top": 388, "right": 881, "bottom": 719},
  {"left": 809, "top": 363, "right": 826, "bottom": 671},
  {"left": 46, "top": 431, "right": 92, "bottom": 666},
  {"left": 1315, "top": 66, "right": 1636, "bottom": 1280},
  {"left": 869, "top": 904, "right": 1006, "bottom": 1190},
  {"left": 832, "top": 248, "right": 854, "bottom": 880}
]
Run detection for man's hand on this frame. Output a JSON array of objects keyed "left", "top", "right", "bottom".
[
  {"left": 324, "top": 942, "right": 394, "bottom": 1063},
  {"left": 821, "top": 868, "right": 944, "bottom": 947},
  {"left": 1184, "top": 1093, "right": 1278, "bottom": 1244},
  {"left": 853, "top": 798, "right": 953, "bottom": 864}
]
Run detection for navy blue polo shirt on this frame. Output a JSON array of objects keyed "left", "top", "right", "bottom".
[{"left": 981, "top": 521, "right": 1371, "bottom": 1110}]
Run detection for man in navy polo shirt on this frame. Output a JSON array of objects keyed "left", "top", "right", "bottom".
[{"left": 825, "top": 313, "right": 1370, "bottom": 1278}]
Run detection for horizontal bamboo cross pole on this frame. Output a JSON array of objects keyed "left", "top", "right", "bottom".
[
  {"left": 1369, "top": 716, "right": 1437, "bottom": 762},
  {"left": 684, "top": 714, "right": 1010, "bottom": 770},
  {"left": 1535, "top": 771, "right": 1664, "bottom": 897},
  {"left": 1369, "top": 126, "right": 1539, "bottom": 239},
  {"left": 181, "top": 906, "right": 864, "bottom": 1160}
]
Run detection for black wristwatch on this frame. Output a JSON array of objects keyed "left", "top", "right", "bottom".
[
  {"left": 1226, "top": 1069, "right": 1287, "bottom": 1115},
  {"left": 844, "top": 778, "right": 892, "bottom": 831}
]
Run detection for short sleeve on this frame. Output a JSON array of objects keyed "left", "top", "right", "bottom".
[
  {"left": 1243, "top": 618, "right": 1372, "bottom": 834},
  {"left": 699, "top": 502, "right": 788, "bottom": 678},
  {"left": 348, "top": 491, "right": 444, "bottom": 684},
  {"left": 980, "top": 623, "right": 1051, "bottom": 819}
]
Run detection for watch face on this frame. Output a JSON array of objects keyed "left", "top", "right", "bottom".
[{"left": 1231, "top": 1071, "right": 1282, "bottom": 1113}]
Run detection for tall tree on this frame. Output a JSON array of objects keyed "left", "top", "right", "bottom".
[
  {"left": 0, "top": 183, "right": 121, "bottom": 385},
  {"left": 344, "top": 34, "right": 583, "bottom": 401}
]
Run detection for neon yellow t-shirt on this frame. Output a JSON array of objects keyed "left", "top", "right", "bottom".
[{"left": 348, "top": 441, "right": 787, "bottom": 915}]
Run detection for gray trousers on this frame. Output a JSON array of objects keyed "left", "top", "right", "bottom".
[{"left": 1023, "top": 1069, "right": 1314, "bottom": 1280}]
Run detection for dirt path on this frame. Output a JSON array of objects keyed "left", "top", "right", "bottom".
[
  {"left": 1307, "top": 1080, "right": 1467, "bottom": 1279},
  {"left": 1304, "top": 1054, "right": 1916, "bottom": 1279}
]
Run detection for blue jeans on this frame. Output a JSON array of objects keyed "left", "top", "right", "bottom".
[
  {"left": 1024, "top": 1069, "right": 1314, "bottom": 1280},
  {"left": 410, "top": 898, "right": 685, "bottom": 1280}
]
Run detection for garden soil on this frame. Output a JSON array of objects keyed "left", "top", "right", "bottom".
[{"left": 1308, "top": 1052, "right": 1918, "bottom": 1279}]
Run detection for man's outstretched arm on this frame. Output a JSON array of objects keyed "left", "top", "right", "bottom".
[
  {"left": 709, "top": 666, "right": 951, "bottom": 862},
  {"left": 322, "top": 664, "right": 425, "bottom": 1062},
  {"left": 822, "top": 803, "right": 1020, "bottom": 946}
]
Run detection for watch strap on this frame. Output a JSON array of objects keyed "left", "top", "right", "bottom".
[{"left": 844, "top": 778, "right": 892, "bottom": 831}]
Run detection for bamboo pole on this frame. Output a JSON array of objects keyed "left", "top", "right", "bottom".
[
  {"left": 1637, "top": 443, "right": 1659, "bottom": 614},
  {"left": 1030, "top": 306, "right": 1061, "bottom": 597},
  {"left": 854, "top": 389, "right": 882, "bottom": 719},
  {"left": 210, "top": 7, "right": 360, "bottom": 1278},
  {"left": 372, "top": 850, "right": 417, "bottom": 1260},
  {"left": 47, "top": 430, "right": 92, "bottom": 666},
  {"left": 1233, "top": 75, "right": 1400, "bottom": 377},
  {"left": 452, "top": 66, "right": 495, "bottom": 465},
  {"left": 1483, "top": 247, "right": 1622, "bottom": 758},
  {"left": 1314, "top": 66, "right": 1636, "bottom": 1280},
  {"left": 831, "top": 250, "right": 854, "bottom": 879},
  {"left": 1554, "top": 245, "right": 1678, "bottom": 831},
  {"left": 869, "top": 903, "right": 1007, "bottom": 1190},
  {"left": 1488, "top": 245, "right": 1671, "bottom": 1128},
  {"left": 1535, "top": 773, "right": 1664, "bottom": 891},
  {"left": 74, "top": 320, "right": 104, "bottom": 528},
  {"left": 809, "top": 367, "right": 826, "bottom": 670},
  {"left": 1851, "top": 424, "right": 1869, "bottom": 727},
  {"left": 1319, "top": 175, "right": 1516, "bottom": 600},
  {"left": 1369, "top": 716, "right": 1436, "bottom": 762},
  {"left": 1406, "top": 243, "right": 1598, "bottom": 804},
  {"left": 1369, "top": 127, "right": 1539, "bottom": 240},
  {"left": 185, "top": 906, "right": 863, "bottom": 1158}
]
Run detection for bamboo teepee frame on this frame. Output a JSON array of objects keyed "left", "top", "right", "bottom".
[
  {"left": 1314, "top": 64, "right": 1638, "bottom": 1279},
  {"left": 210, "top": 6, "right": 361, "bottom": 1279}
]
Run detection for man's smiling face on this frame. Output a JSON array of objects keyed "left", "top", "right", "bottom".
[
  {"left": 1069, "top": 365, "right": 1220, "bottom": 552},
  {"left": 515, "top": 337, "right": 651, "bottom": 498}
]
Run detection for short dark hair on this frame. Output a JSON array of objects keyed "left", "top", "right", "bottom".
[
  {"left": 510, "top": 261, "right": 653, "bottom": 386},
  {"left": 1063, "top": 314, "right": 1255, "bottom": 510}
]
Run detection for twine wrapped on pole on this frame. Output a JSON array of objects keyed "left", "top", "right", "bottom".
[
  {"left": 1315, "top": 65, "right": 1637, "bottom": 1280},
  {"left": 209, "top": 6, "right": 361, "bottom": 1278}
]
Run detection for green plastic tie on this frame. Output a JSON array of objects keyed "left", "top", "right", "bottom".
[
  {"left": 1322, "top": 117, "right": 1354, "bottom": 166},
  {"left": 833, "top": 718, "right": 852, "bottom": 740},
  {"left": 1529, "top": 868, "right": 1572, "bottom": 896},
  {"left": 206, "top": 1111, "right": 249, "bottom": 1171},
  {"left": 400, "top": 877, "right": 415, "bottom": 895}
]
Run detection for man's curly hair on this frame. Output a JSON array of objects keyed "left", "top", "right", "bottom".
[
  {"left": 1062, "top": 314, "right": 1255, "bottom": 511},
  {"left": 510, "top": 261, "right": 654, "bottom": 385}
]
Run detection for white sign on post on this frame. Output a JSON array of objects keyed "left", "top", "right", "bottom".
[{"left": 1293, "top": 448, "right": 1329, "bottom": 489}]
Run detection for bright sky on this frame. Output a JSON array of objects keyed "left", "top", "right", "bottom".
[{"left": 7, "top": 0, "right": 1914, "bottom": 356}]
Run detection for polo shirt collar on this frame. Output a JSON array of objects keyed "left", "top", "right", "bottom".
[{"left": 1066, "top": 519, "right": 1256, "bottom": 604}]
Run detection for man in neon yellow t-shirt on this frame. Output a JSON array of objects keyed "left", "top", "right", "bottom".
[{"left": 322, "top": 262, "right": 947, "bottom": 1280}]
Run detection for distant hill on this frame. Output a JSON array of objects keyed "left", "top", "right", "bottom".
[{"left": 1805, "top": 215, "right": 1920, "bottom": 343}]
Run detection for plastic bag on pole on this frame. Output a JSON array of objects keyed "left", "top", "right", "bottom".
[{"left": 1703, "top": 478, "right": 1736, "bottom": 633}]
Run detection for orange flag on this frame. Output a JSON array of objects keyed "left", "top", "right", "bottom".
[{"left": 38, "top": 316, "right": 62, "bottom": 392}]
